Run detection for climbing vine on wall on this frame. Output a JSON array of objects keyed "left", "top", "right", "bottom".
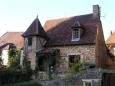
[{"left": 8, "top": 48, "right": 20, "bottom": 69}]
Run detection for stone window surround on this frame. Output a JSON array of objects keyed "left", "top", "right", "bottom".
[
  {"left": 67, "top": 53, "right": 83, "bottom": 63},
  {"left": 69, "top": 55, "right": 80, "bottom": 63}
]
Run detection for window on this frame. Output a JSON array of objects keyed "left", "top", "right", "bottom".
[
  {"left": 72, "top": 28, "right": 80, "bottom": 41},
  {"left": 28, "top": 37, "right": 32, "bottom": 46},
  {"left": 69, "top": 55, "right": 80, "bottom": 67}
]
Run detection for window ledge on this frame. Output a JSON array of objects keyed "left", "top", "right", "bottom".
[{"left": 71, "top": 38, "right": 80, "bottom": 41}]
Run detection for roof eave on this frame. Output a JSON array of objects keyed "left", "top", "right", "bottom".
[{"left": 46, "top": 43, "right": 95, "bottom": 47}]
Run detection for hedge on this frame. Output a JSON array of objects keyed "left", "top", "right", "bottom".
[
  {"left": 3, "top": 81, "right": 42, "bottom": 86},
  {"left": 0, "top": 68, "right": 32, "bottom": 85}
]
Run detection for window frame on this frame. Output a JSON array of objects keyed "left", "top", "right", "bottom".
[{"left": 72, "top": 28, "right": 80, "bottom": 41}]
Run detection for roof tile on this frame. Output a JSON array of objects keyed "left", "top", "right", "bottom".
[
  {"left": 44, "top": 14, "right": 99, "bottom": 46},
  {"left": 0, "top": 32, "right": 24, "bottom": 49},
  {"left": 23, "top": 17, "right": 48, "bottom": 40}
]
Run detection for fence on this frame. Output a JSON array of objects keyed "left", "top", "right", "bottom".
[{"left": 102, "top": 73, "right": 115, "bottom": 86}]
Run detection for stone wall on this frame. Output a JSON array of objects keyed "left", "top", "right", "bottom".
[
  {"left": 49, "top": 45, "right": 96, "bottom": 72},
  {"left": 39, "top": 68, "right": 102, "bottom": 86},
  {"left": 24, "top": 35, "right": 96, "bottom": 71}
]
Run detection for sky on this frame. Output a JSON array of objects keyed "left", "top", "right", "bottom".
[{"left": 0, "top": 0, "right": 114, "bottom": 40}]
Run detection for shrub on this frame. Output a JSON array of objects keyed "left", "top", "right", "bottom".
[
  {"left": 3, "top": 80, "right": 42, "bottom": 86},
  {"left": 0, "top": 45, "right": 32, "bottom": 85},
  {"left": 68, "top": 61, "right": 82, "bottom": 74},
  {"left": 0, "top": 67, "right": 32, "bottom": 85}
]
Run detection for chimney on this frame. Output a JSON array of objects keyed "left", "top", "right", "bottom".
[
  {"left": 93, "top": 5, "right": 100, "bottom": 19},
  {"left": 110, "top": 30, "right": 112, "bottom": 35}
]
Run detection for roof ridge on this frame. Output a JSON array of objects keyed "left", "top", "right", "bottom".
[
  {"left": 2, "top": 31, "right": 23, "bottom": 33},
  {"left": 0, "top": 32, "right": 23, "bottom": 39},
  {"left": 45, "top": 13, "right": 93, "bottom": 22},
  {"left": 6, "top": 31, "right": 24, "bottom": 33}
]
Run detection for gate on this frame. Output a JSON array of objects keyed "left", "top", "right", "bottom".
[{"left": 102, "top": 73, "right": 115, "bottom": 86}]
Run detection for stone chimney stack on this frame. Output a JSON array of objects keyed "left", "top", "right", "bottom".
[
  {"left": 93, "top": 5, "right": 100, "bottom": 19},
  {"left": 110, "top": 30, "right": 112, "bottom": 35}
]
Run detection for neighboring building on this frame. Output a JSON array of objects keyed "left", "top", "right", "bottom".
[
  {"left": 0, "top": 32, "right": 24, "bottom": 65},
  {"left": 22, "top": 4, "right": 107, "bottom": 73},
  {"left": 106, "top": 31, "right": 115, "bottom": 55},
  {"left": 106, "top": 31, "right": 115, "bottom": 69}
]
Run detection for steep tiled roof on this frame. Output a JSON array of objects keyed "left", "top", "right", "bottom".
[
  {"left": 44, "top": 14, "right": 99, "bottom": 46},
  {"left": 0, "top": 32, "right": 24, "bottom": 49},
  {"left": 106, "top": 31, "right": 115, "bottom": 45},
  {"left": 23, "top": 17, "right": 48, "bottom": 40}
]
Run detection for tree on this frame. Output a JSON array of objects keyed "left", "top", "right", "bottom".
[{"left": 22, "top": 54, "right": 31, "bottom": 72}]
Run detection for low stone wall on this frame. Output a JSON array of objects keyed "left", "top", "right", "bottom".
[{"left": 39, "top": 68, "right": 103, "bottom": 86}]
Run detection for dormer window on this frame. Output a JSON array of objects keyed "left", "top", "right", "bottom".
[
  {"left": 72, "top": 28, "right": 80, "bottom": 41},
  {"left": 72, "top": 21, "right": 81, "bottom": 41}
]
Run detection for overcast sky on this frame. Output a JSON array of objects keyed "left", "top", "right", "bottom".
[{"left": 0, "top": 0, "right": 114, "bottom": 40}]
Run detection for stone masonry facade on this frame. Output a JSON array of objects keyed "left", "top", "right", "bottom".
[
  {"left": 49, "top": 45, "right": 96, "bottom": 72},
  {"left": 24, "top": 36, "right": 45, "bottom": 70}
]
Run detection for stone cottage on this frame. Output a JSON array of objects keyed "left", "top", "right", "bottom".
[{"left": 22, "top": 5, "right": 106, "bottom": 74}]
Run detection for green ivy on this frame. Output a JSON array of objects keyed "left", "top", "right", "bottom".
[{"left": 8, "top": 49, "right": 20, "bottom": 69}]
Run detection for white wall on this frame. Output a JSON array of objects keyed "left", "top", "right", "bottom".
[{"left": 1, "top": 50, "right": 8, "bottom": 65}]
